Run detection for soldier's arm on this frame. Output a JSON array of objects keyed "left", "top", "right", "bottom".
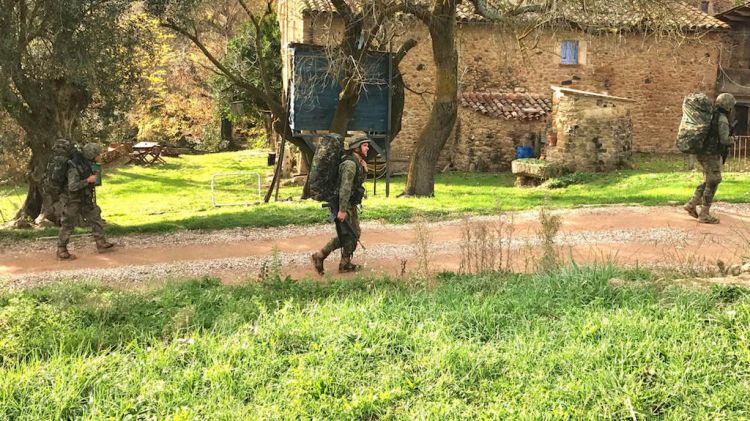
[
  {"left": 338, "top": 160, "right": 356, "bottom": 213},
  {"left": 66, "top": 165, "right": 89, "bottom": 192},
  {"left": 718, "top": 115, "right": 732, "bottom": 146}
]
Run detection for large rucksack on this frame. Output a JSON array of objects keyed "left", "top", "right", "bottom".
[
  {"left": 308, "top": 134, "right": 344, "bottom": 202},
  {"left": 43, "top": 139, "right": 77, "bottom": 199},
  {"left": 676, "top": 92, "right": 714, "bottom": 154}
]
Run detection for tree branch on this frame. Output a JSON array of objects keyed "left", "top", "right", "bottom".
[
  {"left": 18, "top": 0, "right": 28, "bottom": 53},
  {"left": 394, "top": 38, "right": 417, "bottom": 66},
  {"left": 236, "top": 0, "right": 253, "bottom": 18},
  {"left": 330, "top": 0, "right": 355, "bottom": 23},
  {"left": 400, "top": 1, "right": 432, "bottom": 24},
  {"left": 469, "top": 0, "right": 548, "bottom": 21},
  {"left": 160, "top": 20, "right": 280, "bottom": 114},
  {"left": 249, "top": 14, "right": 273, "bottom": 97}
]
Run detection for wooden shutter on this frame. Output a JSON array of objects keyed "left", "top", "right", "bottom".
[{"left": 560, "top": 40, "right": 579, "bottom": 65}]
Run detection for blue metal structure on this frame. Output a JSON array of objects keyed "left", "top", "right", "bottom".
[
  {"left": 288, "top": 43, "right": 395, "bottom": 196},
  {"left": 289, "top": 44, "right": 391, "bottom": 133}
]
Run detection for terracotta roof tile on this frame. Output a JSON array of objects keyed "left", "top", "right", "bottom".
[
  {"left": 460, "top": 91, "right": 551, "bottom": 121},
  {"left": 299, "top": 0, "right": 728, "bottom": 30},
  {"left": 554, "top": 1, "right": 729, "bottom": 30}
]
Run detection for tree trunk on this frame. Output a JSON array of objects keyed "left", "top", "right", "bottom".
[
  {"left": 329, "top": 81, "right": 361, "bottom": 135},
  {"left": 264, "top": 137, "right": 286, "bottom": 203},
  {"left": 262, "top": 112, "right": 276, "bottom": 150},
  {"left": 11, "top": 79, "right": 90, "bottom": 226},
  {"left": 13, "top": 131, "right": 56, "bottom": 225},
  {"left": 404, "top": 3, "right": 458, "bottom": 197}
]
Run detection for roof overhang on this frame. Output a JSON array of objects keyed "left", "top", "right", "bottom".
[{"left": 716, "top": 2, "right": 750, "bottom": 25}]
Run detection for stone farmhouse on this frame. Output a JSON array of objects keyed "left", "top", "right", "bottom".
[{"left": 278, "top": 1, "right": 729, "bottom": 172}]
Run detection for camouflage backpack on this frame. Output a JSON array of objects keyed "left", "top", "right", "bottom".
[
  {"left": 43, "top": 138, "right": 77, "bottom": 199},
  {"left": 676, "top": 92, "right": 714, "bottom": 154},
  {"left": 308, "top": 134, "right": 344, "bottom": 202}
]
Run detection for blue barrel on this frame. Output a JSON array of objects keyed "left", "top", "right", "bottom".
[{"left": 516, "top": 146, "right": 534, "bottom": 159}]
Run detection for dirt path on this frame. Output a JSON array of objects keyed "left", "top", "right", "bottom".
[{"left": 1, "top": 204, "right": 749, "bottom": 287}]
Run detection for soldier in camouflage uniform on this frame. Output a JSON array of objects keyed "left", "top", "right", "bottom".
[
  {"left": 311, "top": 136, "right": 370, "bottom": 274},
  {"left": 684, "top": 93, "right": 736, "bottom": 224},
  {"left": 57, "top": 143, "right": 114, "bottom": 260}
]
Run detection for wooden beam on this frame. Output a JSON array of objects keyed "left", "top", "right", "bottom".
[{"left": 723, "top": 14, "right": 746, "bottom": 22}]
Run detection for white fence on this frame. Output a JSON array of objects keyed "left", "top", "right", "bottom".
[{"left": 726, "top": 136, "right": 750, "bottom": 172}]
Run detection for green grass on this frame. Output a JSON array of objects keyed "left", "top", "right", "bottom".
[
  {"left": 2, "top": 151, "right": 749, "bottom": 240},
  {"left": 1, "top": 266, "right": 749, "bottom": 418}
]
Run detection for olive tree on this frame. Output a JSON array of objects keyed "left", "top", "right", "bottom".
[{"left": 0, "top": 0, "right": 157, "bottom": 225}]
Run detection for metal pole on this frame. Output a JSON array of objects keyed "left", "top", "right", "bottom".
[
  {"left": 386, "top": 47, "right": 393, "bottom": 198},
  {"left": 386, "top": 138, "right": 391, "bottom": 197},
  {"left": 373, "top": 142, "right": 377, "bottom": 196}
]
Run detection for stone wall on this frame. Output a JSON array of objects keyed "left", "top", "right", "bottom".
[
  {"left": 450, "top": 111, "right": 546, "bottom": 172},
  {"left": 546, "top": 88, "right": 633, "bottom": 172},
  {"left": 452, "top": 27, "right": 721, "bottom": 154}
]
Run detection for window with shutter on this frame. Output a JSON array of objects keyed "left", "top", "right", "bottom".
[{"left": 560, "top": 40, "right": 579, "bottom": 65}]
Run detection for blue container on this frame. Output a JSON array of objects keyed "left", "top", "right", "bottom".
[
  {"left": 91, "top": 163, "right": 102, "bottom": 186},
  {"left": 516, "top": 146, "right": 534, "bottom": 159}
]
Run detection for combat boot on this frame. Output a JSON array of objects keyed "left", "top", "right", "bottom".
[
  {"left": 96, "top": 239, "right": 115, "bottom": 252},
  {"left": 338, "top": 256, "right": 361, "bottom": 273},
  {"left": 683, "top": 194, "right": 701, "bottom": 219},
  {"left": 311, "top": 251, "right": 327, "bottom": 275},
  {"left": 698, "top": 205, "right": 720, "bottom": 224},
  {"left": 57, "top": 246, "right": 76, "bottom": 260}
]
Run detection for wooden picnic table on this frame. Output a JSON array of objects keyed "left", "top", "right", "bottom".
[{"left": 128, "top": 142, "right": 166, "bottom": 165}]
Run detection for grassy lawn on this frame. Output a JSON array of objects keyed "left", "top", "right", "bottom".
[
  {"left": 1, "top": 151, "right": 749, "bottom": 239},
  {"left": 1, "top": 266, "right": 749, "bottom": 418}
]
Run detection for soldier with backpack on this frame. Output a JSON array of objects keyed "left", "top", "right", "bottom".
[
  {"left": 683, "top": 93, "right": 736, "bottom": 224},
  {"left": 43, "top": 138, "right": 78, "bottom": 221},
  {"left": 56, "top": 142, "right": 114, "bottom": 260},
  {"left": 311, "top": 135, "right": 370, "bottom": 274}
]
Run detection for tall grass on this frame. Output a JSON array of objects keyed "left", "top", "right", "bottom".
[{"left": 1, "top": 267, "right": 749, "bottom": 418}]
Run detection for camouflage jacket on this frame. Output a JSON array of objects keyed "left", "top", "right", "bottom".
[
  {"left": 704, "top": 111, "right": 732, "bottom": 156},
  {"left": 64, "top": 154, "right": 94, "bottom": 198},
  {"left": 337, "top": 154, "right": 366, "bottom": 213}
]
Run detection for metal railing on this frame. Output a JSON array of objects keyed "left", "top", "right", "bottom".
[{"left": 726, "top": 136, "right": 750, "bottom": 172}]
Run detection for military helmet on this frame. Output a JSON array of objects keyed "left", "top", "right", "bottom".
[
  {"left": 81, "top": 143, "right": 102, "bottom": 161},
  {"left": 715, "top": 93, "right": 736, "bottom": 112},
  {"left": 344, "top": 136, "right": 371, "bottom": 151}
]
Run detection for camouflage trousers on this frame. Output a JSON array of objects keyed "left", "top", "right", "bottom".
[
  {"left": 322, "top": 207, "right": 361, "bottom": 259},
  {"left": 690, "top": 154, "right": 723, "bottom": 207},
  {"left": 57, "top": 194, "right": 106, "bottom": 247}
]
